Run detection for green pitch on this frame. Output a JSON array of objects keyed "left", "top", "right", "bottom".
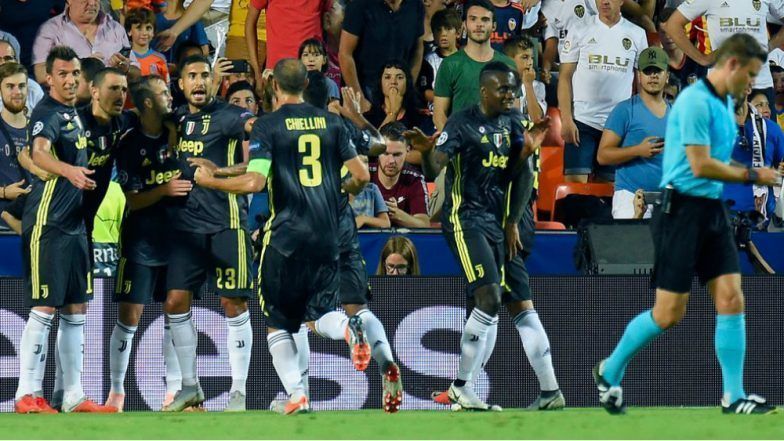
[{"left": 1, "top": 408, "right": 782, "bottom": 439}]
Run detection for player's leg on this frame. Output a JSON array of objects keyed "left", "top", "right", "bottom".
[
  {"left": 221, "top": 296, "right": 252, "bottom": 411},
  {"left": 162, "top": 316, "right": 182, "bottom": 408},
  {"left": 292, "top": 323, "right": 310, "bottom": 398}
]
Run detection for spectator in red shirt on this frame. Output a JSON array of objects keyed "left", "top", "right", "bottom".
[{"left": 370, "top": 122, "right": 431, "bottom": 228}]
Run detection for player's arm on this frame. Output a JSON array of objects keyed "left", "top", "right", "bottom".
[
  {"left": 662, "top": 10, "right": 713, "bottom": 67},
  {"left": 686, "top": 146, "right": 779, "bottom": 185},
  {"left": 504, "top": 155, "right": 534, "bottom": 259},
  {"left": 338, "top": 87, "right": 387, "bottom": 156},
  {"left": 193, "top": 164, "right": 266, "bottom": 195},
  {"left": 187, "top": 157, "right": 248, "bottom": 177},
  {"left": 342, "top": 156, "right": 370, "bottom": 195},
  {"left": 17, "top": 146, "right": 53, "bottom": 181},
  {"left": 32, "top": 137, "right": 96, "bottom": 190},
  {"left": 403, "top": 127, "right": 448, "bottom": 181},
  {"left": 124, "top": 172, "right": 193, "bottom": 211}
]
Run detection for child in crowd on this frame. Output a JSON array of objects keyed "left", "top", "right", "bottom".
[
  {"left": 299, "top": 38, "right": 340, "bottom": 102},
  {"left": 503, "top": 35, "right": 546, "bottom": 122},
  {"left": 423, "top": 8, "right": 461, "bottom": 104},
  {"left": 125, "top": 8, "right": 170, "bottom": 84},
  {"left": 350, "top": 156, "right": 392, "bottom": 229}
]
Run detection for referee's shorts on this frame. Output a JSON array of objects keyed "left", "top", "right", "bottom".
[{"left": 650, "top": 191, "right": 740, "bottom": 293}]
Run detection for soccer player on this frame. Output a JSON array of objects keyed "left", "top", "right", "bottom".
[
  {"left": 105, "top": 75, "right": 192, "bottom": 412},
  {"left": 162, "top": 54, "right": 257, "bottom": 412},
  {"left": 16, "top": 46, "right": 115, "bottom": 413},
  {"left": 406, "top": 61, "right": 549, "bottom": 410},
  {"left": 190, "top": 59, "right": 370, "bottom": 415},
  {"left": 593, "top": 33, "right": 779, "bottom": 415}
]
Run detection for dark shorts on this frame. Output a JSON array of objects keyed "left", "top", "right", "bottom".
[
  {"left": 23, "top": 227, "right": 92, "bottom": 308},
  {"left": 444, "top": 228, "right": 504, "bottom": 295},
  {"left": 339, "top": 245, "right": 370, "bottom": 305},
  {"left": 502, "top": 253, "right": 532, "bottom": 303},
  {"left": 167, "top": 228, "right": 254, "bottom": 298},
  {"left": 564, "top": 120, "right": 615, "bottom": 180},
  {"left": 651, "top": 192, "right": 740, "bottom": 293},
  {"left": 258, "top": 244, "right": 339, "bottom": 333},
  {"left": 113, "top": 259, "right": 168, "bottom": 304}
]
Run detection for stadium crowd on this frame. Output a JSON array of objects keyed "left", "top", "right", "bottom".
[{"left": 0, "top": 0, "right": 781, "bottom": 416}]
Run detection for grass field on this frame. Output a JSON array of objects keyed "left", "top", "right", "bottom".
[{"left": 2, "top": 408, "right": 782, "bottom": 439}]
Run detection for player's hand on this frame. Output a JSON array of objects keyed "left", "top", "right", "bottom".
[
  {"left": 3, "top": 180, "right": 31, "bottom": 199},
  {"left": 339, "top": 87, "right": 363, "bottom": 119},
  {"left": 403, "top": 127, "right": 437, "bottom": 153},
  {"left": 162, "top": 172, "right": 193, "bottom": 196},
  {"left": 66, "top": 166, "right": 96, "bottom": 190},
  {"left": 752, "top": 167, "right": 781, "bottom": 186},
  {"left": 193, "top": 165, "right": 215, "bottom": 185},
  {"left": 504, "top": 221, "right": 522, "bottom": 261},
  {"left": 187, "top": 157, "right": 218, "bottom": 173},
  {"left": 635, "top": 136, "right": 664, "bottom": 158},
  {"left": 561, "top": 117, "right": 580, "bottom": 146},
  {"left": 524, "top": 116, "right": 551, "bottom": 156},
  {"left": 777, "top": 162, "right": 784, "bottom": 175},
  {"left": 155, "top": 29, "right": 179, "bottom": 52},
  {"left": 32, "top": 168, "right": 54, "bottom": 181}
]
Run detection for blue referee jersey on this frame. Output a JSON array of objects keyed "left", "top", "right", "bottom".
[{"left": 660, "top": 79, "right": 737, "bottom": 199}]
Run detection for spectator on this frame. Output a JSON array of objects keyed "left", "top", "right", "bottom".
[
  {"left": 32, "top": 0, "right": 132, "bottom": 83},
  {"left": 0, "top": 29, "right": 20, "bottom": 62},
  {"left": 245, "top": 0, "right": 325, "bottom": 81},
  {"left": 540, "top": 0, "right": 595, "bottom": 86},
  {"left": 489, "top": 0, "right": 540, "bottom": 50},
  {"left": 433, "top": 0, "right": 516, "bottom": 130},
  {"left": 0, "top": 41, "right": 45, "bottom": 116},
  {"left": 598, "top": 47, "right": 670, "bottom": 219},
  {"left": 423, "top": 0, "right": 447, "bottom": 54},
  {"left": 657, "top": 7, "right": 706, "bottom": 88},
  {"left": 663, "top": 0, "right": 784, "bottom": 116},
  {"left": 365, "top": 61, "right": 430, "bottom": 131},
  {"left": 558, "top": 0, "right": 647, "bottom": 183},
  {"left": 155, "top": 0, "right": 210, "bottom": 63},
  {"left": 0, "top": 62, "right": 32, "bottom": 230},
  {"left": 663, "top": 73, "right": 680, "bottom": 105},
  {"left": 226, "top": 81, "right": 259, "bottom": 115},
  {"left": 370, "top": 122, "right": 430, "bottom": 228},
  {"left": 75, "top": 56, "right": 106, "bottom": 106},
  {"left": 322, "top": 0, "right": 346, "bottom": 89},
  {"left": 225, "top": 0, "right": 266, "bottom": 67},
  {"left": 425, "top": 8, "right": 461, "bottom": 90},
  {"left": 749, "top": 89, "right": 772, "bottom": 120},
  {"left": 724, "top": 86, "right": 784, "bottom": 227},
  {"left": 299, "top": 38, "right": 340, "bottom": 102},
  {"left": 126, "top": 8, "right": 170, "bottom": 83},
  {"left": 340, "top": 0, "right": 425, "bottom": 112},
  {"left": 351, "top": 155, "right": 392, "bottom": 229},
  {"left": 771, "top": 65, "right": 784, "bottom": 129},
  {"left": 376, "top": 235, "right": 421, "bottom": 275},
  {"left": 0, "top": 0, "right": 65, "bottom": 69},
  {"left": 503, "top": 35, "right": 545, "bottom": 122}
]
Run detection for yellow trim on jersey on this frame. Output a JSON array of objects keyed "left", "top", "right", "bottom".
[
  {"left": 227, "top": 139, "right": 240, "bottom": 229},
  {"left": 503, "top": 181, "right": 513, "bottom": 228},
  {"left": 31, "top": 179, "right": 58, "bottom": 299},
  {"left": 449, "top": 154, "right": 476, "bottom": 283},
  {"left": 258, "top": 169, "right": 275, "bottom": 311},
  {"left": 237, "top": 229, "right": 247, "bottom": 289}
]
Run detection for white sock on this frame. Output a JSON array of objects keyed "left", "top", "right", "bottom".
[
  {"left": 314, "top": 310, "right": 348, "bottom": 340},
  {"left": 52, "top": 325, "right": 63, "bottom": 401},
  {"left": 514, "top": 310, "right": 559, "bottom": 391},
  {"left": 226, "top": 311, "right": 252, "bottom": 394},
  {"left": 167, "top": 312, "right": 198, "bottom": 386},
  {"left": 457, "top": 309, "right": 497, "bottom": 383},
  {"left": 109, "top": 321, "right": 137, "bottom": 395},
  {"left": 356, "top": 309, "right": 394, "bottom": 369},
  {"left": 292, "top": 324, "right": 310, "bottom": 397},
  {"left": 34, "top": 316, "right": 51, "bottom": 395},
  {"left": 480, "top": 322, "right": 498, "bottom": 369},
  {"left": 162, "top": 324, "right": 182, "bottom": 394},
  {"left": 15, "top": 310, "right": 54, "bottom": 400},
  {"left": 59, "top": 314, "right": 86, "bottom": 405},
  {"left": 267, "top": 330, "right": 305, "bottom": 399}
]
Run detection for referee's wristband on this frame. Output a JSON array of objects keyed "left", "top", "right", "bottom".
[{"left": 744, "top": 167, "right": 758, "bottom": 185}]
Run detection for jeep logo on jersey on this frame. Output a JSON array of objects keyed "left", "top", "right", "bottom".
[
  {"left": 508, "top": 18, "right": 517, "bottom": 31},
  {"left": 753, "top": 0, "right": 761, "bottom": 11},
  {"left": 185, "top": 121, "right": 196, "bottom": 135},
  {"left": 622, "top": 38, "right": 632, "bottom": 50},
  {"left": 574, "top": 4, "right": 585, "bottom": 17}
]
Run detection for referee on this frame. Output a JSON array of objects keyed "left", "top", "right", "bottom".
[{"left": 592, "top": 34, "right": 779, "bottom": 415}]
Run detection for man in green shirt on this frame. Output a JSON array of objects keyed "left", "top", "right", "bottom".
[{"left": 433, "top": 0, "right": 516, "bottom": 130}]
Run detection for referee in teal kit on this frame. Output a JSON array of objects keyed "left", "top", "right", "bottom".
[{"left": 592, "top": 33, "right": 780, "bottom": 415}]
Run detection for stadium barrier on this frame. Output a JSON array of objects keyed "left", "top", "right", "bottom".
[{"left": 1, "top": 276, "right": 782, "bottom": 411}]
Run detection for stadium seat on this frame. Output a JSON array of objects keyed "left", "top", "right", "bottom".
[
  {"left": 542, "top": 106, "right": 564, "bottom": 148},
  {"left": 532, "top": 200, "right": 566, "bottom": 230},
  {"left": 550, "top": 182, "right": 614, "bottom": 222},
  {"left": 537, "top": 145, "right": 564, "bottom": 220}
]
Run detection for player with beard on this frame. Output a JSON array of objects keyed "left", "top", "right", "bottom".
[
  {"left": 162, "top": 55, "right": 258, "bottom": 412},
  {"left": 406, "top": 61, "right": 549, "bottom": 411},
  {"left": 104, "top": 75, "right": 192, "bottom": 412},
  {"left": 17, "top": 46, "right": 116, "bottom": 414}
]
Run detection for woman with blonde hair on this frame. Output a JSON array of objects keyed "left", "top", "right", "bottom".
[{"left": 376, "top": 236, "right": 421, "bottom": 275}]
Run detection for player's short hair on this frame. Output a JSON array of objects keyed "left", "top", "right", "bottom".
[
  {"left": 480, "top": 61, "right": 517, "bottom": 86},
  {"left": 80, "top": 57, "right": 106, "bottom": 83},
  {"left": 129, "top": 74, "right": 165, "bottom": 110},
  {"left": 303, "top": 70, "right": 330, "bottom": 109},
  {"left": 92, "top": 67, "right": 126, "bottom": 87},
  {"left": 178, "top": 54, "right": 211, "bottom": 75},
  {"left": 463, "top": 0, "right": 495, "bottom": 21},
  {"left": 273, "top": 58, "right": 308, "bottom": 95},
  {"left": 379, "top": 121, "right": 407, "bottom": 144},
  {"left": 45, "top": 46, "right": 79, "bottom": 74},
  {"left": 124, "top": 7, "right": 156, "bottom": 33},
  {"left": 502, "top": 35, "right": 535, "bottom": 59},
  {"left": 714, "top": 33, "right": 768, "bottom": 67},
  {"left": 431, "top": 9, "right": 461, "bottom": 33},
  {"left": 0, "top": 62, "right": 27, "bottom": 86}
]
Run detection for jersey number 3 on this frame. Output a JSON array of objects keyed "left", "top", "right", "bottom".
[{"left": 298, "top": 134, "right": 323, "bottom": 187}]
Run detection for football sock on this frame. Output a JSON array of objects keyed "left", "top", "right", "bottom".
[
  {"left": 267, "top": 330, "right": 305, "bottom": 398},
  {"left": 480, "top": 322, "right": 498, "bottom": 369},
  {"left": 513, "top": 310, "right": 559, "bottom": 392},
  {"left": 162, "top": 324, "right": 182, "bottom": 394},
  {"left": 603, "top": 309, "right": 664, "bottom": 386},
  {"left": 15, "top": 310, "right": 53, "bottom": 400},
  {"left": 456, "top": 308, "right": 497, "bottom": 384},
  {"left": 59, "top": 313, "right": 86, "bottom": 404},
  {"left": 226, "top": 311, "right": 252, "bottom": 394},
  {"left": 52, "top": 326, "right": 63, "bottom": 401},
  {"left": 355, "top": 309, "right": 394, "bottom": 369},
  {"left": 109, "top": 321, "right": 137, "bottom": 395},
  {"left": 34, "top": 323, "right": 50, "bottom": 395},
  {"left": 167, "top": 312, "right": 198, "bottom": 387},
  {"left": 715, "top": 313, "right": 747, "bottom": 403},
  {"left": 314, "top": 310, "right": 348, "bottom": 340},
  {"left": 292, "top": 324, "right": 310, "bottom": 397}
]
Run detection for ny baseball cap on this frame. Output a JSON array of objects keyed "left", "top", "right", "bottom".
[{"left": 639, "top": 47, "right": 669, "bottom": 71}]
